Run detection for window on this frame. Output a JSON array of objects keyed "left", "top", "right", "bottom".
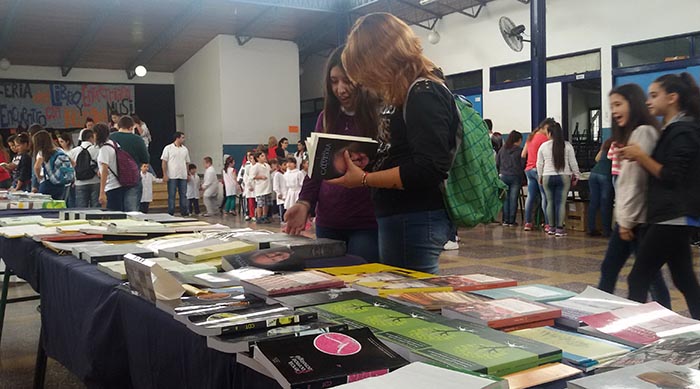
[
  {"left": 616, "top": 36, "right": 692, "bottom": 68},
  {"left": 492, "top": 62, "right": 530, "bottom": 84},
  {"left": 547, "top": 51, "right": 600, "bottom": 78},
  {"left": 446, "top": 70, "right": 482, "bottom": 91}
]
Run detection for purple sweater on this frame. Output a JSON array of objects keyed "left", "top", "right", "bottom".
[{"left": 297, "top": 112, "right": 377, "bottom": 230}]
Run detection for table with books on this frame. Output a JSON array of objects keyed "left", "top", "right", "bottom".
[{"left": 2, "top": 210, "right": 700, "bottom": 389}]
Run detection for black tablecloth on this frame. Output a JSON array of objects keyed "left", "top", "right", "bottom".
[{"left": 1, "top": 236, "right": 45, "bottom": 291}]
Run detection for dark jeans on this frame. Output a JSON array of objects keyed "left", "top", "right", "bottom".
[
  {"left": 500, "top": 174, "right": 521, "bottom": 224},
  {"left": 525, "top": 169, "right": 548, "bottom": 225},
  {"left": 588, "top": 172, "right": 613, "bottom": 235},
  {"left": 598, "top": 224, "right": 671, "bottom": 308},
  {"left": 139, "top": 202, "right": 150, "bottom": 213},
  {"left": 629, "top": 224, "right": 700, "bottom": 319},
  {"left": 106, "top": 187, "right": 127, "bottom": 211},
  {"left": 189, "top": 198, "right": 200, "bottom": 215},
  {"left": 542, "top": 175, "right": 570, "bottom": 229},
  {"left": 39, "top": 181, "right": 67, "bottom": 200},
  {"left": 75, "top": 183, "right": 100, "bottom": 208},
  {"left": 167, "top": 179, "right": 189, "bottom": 216},
  {"left": 315, "top": 225, "right": 380, "bottom": 263},
  {"left": 66, "top": 184, "right": 76, "bottom": 208},
  {"left": 377, "top": 209, "right": 452, "bottom": 274}
]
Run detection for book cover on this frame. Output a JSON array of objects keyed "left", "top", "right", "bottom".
[
  {"left": 470, "top": 284, "right": 576, "bottom": 303},
  {"left": 0, "top": 215, "right": 47, "bottom": 226},
  {"left": 547, "top": 286, "right": 640, "bottom": 329},
  {"left": 222, "top": 247, "right": 306, "bottom": 272},
  {"left": 79, "top": 210, "right": 128, "bottom": 220},
  {"left": 499, "top": 319, "right": 555, "bottom": 332},
  {"left": 599, "top": 333, "right": 700, "bottom": 371},
  {"left": 177, "top": 241, "right": 256, "bottom": 263},
  {"left": 579, "top": 302, "right": 700, "bottom": 348},
  {"left": 333, "top": 361, "right": 508, "bottom": 389},
  {"left": 156, "top": 287, "right": 262, "bottom": 317},
  {"left": 239, "top": 233, "right": 310, "bottom": 250},
  {"left": 77, "top": 243, "right": 156, "bottom": 264},
  {"left": 157, "top": 238, "right": 224, "bottom": 260},
  {"left": 388, "top": 291, "right": 489, "bottom": 311},
  {"left": 567, "top": 360, "right": 700, "bottom": 389},
  {"left": 189, "top": 268, "right": 274, "bottom": 288},
  {"left": 186, "top": 304, "right": 318, "bottom": 337},
  {"left": 241, "top": 270, "right": 346, "bottom": 297},
  {"left": 38, "top": 233, "right": 104, "bottom": 243},
  {"left": 271, "top": 289, "right": 368, "bottom": 309},
  {"left": 253, "top": 327, "right": 408, "bottom": 389},
  {"left": 301, "top": 295, "right": 562, "bottom": 376},
  {"left": 306, "top": 132, "right": 379, "bottom": 180},
  {"left": 313, "top": 263, "right": 433, "bottom": 284},
  {"left": 424, "top": 274, "right": 517, "bottom": 292},
  {"left": 511, "top": 326, "right": 633, "bottom": 370},
  {"left": 441, "top": 298, "right": 561, "bottom": 329},
  {"left": 503, "top": 362, "right": 581, "bottom": 389},
  {"left": 207, "top": 321, "right": 349, "bottom": 354},
  {"left": 269, "top": 238, "right": 347, "bottom": 259},
  {"left": 352, "top": 279, "right": 453, "bottom": 297}
]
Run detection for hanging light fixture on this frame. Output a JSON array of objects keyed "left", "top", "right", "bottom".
[
  {"left": 428, "top": 29, "right": 440, "bottom": 44},
  {"left": 134, "top": 65, "right": 148, "bottom": 77}
]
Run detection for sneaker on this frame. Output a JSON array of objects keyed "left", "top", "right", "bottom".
[
  {"left": 547, "top": 227, "right": 556, "bottom": 235},
  {"left": 523, "top": 223, "right": 533, "bottom": 231},
  {"left": 555, "top": 228, "right": 567, "bottom": 237},
  {"left": 502, "top": 222, "right": 509, "bottom": 226},
  {"left": 543, "top": 224, "right": 551, "bottom": 233},
  {"left": 443, "top": 241, "right": 459, "bottom": 250},
  {"left": 244, "top": 216, "right": 251, "bottom": 221}
]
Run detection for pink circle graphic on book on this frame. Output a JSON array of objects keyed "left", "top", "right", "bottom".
[{"left": 313, "top": 333, "right": 362, "bottom": 356}]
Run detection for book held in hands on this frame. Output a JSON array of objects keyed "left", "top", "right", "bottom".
[{"left": 306, "top": 132, "right": 378, "bottom": 180}]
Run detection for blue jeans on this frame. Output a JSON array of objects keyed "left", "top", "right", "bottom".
[
  {"left": 377, "top": 209, "right": 452, "bottom": 274},
  {"left": 525, "top": 169, "right": 548, "bottom": 225},
  {"left": 315, "top": 225, "right": 380, "bottom": 263},
  {"left": 588, "top": 172, "right": 613, "bottom": 235},
  {"left": 75, "top": 183, "right": 100, "bottom": 208},
  {"left": 167, "top": 179, "right": 189, "bottom": 216},
  {"left": 66, "top": 184, "right": 76, "bottom": 208},
  {"left": 599, "top": 224, "right": 671, "bottom": 309},
  {"left": 39, "top": 181, "right": 67, "bottom": 200},
  {"left": 106, "top": 187, "right": 127, "bottom": 211},
  {"left": 542, "top": 175, "right": 570, "bottom": 229},
  {"left": 500, "top": 174, "right": 521, "bottom": 224},
  {"left": 123, "top": 180, "right": 142, "bottom": 212}
]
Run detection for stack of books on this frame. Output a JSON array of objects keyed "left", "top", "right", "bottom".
[{"left": 441, "top": 298, "right": 562, "bottom": 331}]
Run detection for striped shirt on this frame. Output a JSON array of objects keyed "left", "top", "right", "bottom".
[{"left": 608, "top": 143, "right": 622, "bottom": 176}]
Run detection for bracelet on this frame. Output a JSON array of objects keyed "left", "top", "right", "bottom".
[{"left": 361, "top": 172, "right": 369, "bottom": 187}]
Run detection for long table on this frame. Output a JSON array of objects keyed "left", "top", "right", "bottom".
[{"left": 0, "top": 232, "right": 364, "bottom": 389}]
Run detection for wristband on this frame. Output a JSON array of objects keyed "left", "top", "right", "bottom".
[{"left": 361, "top": 172, "right": 369, "bottom": 187}]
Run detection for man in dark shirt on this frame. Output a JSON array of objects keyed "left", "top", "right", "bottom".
[
  {"left": 109, "top": 115, "right": 149, "bottom": 212},
  {"left": 12, "top": 133, "right": 33, "bottom": 191}
]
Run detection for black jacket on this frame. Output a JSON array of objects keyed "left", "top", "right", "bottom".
[{"left": 647, "top": 117, "right": 700, "bottom": 223}]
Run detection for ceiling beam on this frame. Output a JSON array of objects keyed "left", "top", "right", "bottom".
[
  {"left": 236, "top": 7, "right": 274, "bottom": 46},
  {"left": 297, "top": 17, "right": 337, "bottom": 57},
  {"left": 126, "top": 0, "right": 203, "bottom": 79},
  {"left": 347, "top": 0, "right": 379, "bottom": 11},
  {"left": 229, "top": 0, "right": 342, "bottom": 13},
  {"left": 438, "top": 1, "right": 483, "bottom": 19},
  {"left": 393, "top": 0, "right": 442, "bottom": 19},
  {"left": 0, "top": 0, "right": 22, "bottom": 58},
  {"left": 61, "top": 0, "right": 120, "bottom": 77}
]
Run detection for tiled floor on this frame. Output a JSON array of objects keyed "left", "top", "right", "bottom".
[{"left": 0, "top": 215, "right": 697, "bottom": 388}]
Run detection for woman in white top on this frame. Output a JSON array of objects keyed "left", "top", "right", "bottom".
[{"left": 536, "top": 122, "right": 581, "bottom": 237}]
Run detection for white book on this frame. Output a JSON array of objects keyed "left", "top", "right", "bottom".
[
  {"left": 548, "top": 286, "right": 640, "bottom": 329},
  {"left": 567, "top": 360, "right": 700, "bottom": 388}
]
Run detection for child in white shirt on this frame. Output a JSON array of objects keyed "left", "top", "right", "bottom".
[
  {"left": 200, "top": 157, "right": 219, "bottom": 216},
  {"left": 186, "top": 163, "right": 201, "bottom": 215},
  {"left": 241, "top": 153, "right": 256, "bottom": 221},
  {"left": 140, "top": 164, "right": 162, "bottom": 213},
  {"left": 284, "top": 158, "right": 305, "bottom": 210},
  {"left": 271, "top": 158, "right": 287, "bottom": 221},
  {"left": 223, "top": 156, "right": 238, "bottom": 215},
  {"left": 251, "top": 151, "right": 273, "bottom": 224}
]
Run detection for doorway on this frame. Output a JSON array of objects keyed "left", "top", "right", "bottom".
[{"left": 563, "top": 78, "right": 602, "bottom": 172}]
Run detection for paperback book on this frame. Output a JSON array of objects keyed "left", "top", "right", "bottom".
[
  {"left": 598, "top": 332, "right": 700, "bottom": 371},
  {"left": 177, "top": 241, "right": 256, "bottom": 263},
  {"left": 222, "top": 247, "right": 306, "bottom": 272},
  {"left": 547, "top": 286, "right": 640, "bottom": 329},
  {"left": 503, "top": 363, "right": 581, "bottom": 389},
  {"left": 423, "top": 274, "right": 517, "bottom": 292},
  {"left": 241, "top": 270, "right": 346, "bottom": 297},
  {"left": 301, "top": 295, "right": 562, "bottom": 376},
  {"left": 511, "top": 326, "right": 633, "bottom": 371},
  {"left": 76, "top": 243, "right": 156, "bottom": 264},
  {"left": 190, "top": 268, "right": 275, "bottom": 288},
  {"left": 238, "top": 232, "right": 310, "bottom": 250},
  {"left": 470, "top": 284, "right": 576, "bottom": 303},
  {"left": 579, "top": 301, "right": 700, "bottom": 348},
  {"left": 207, "top": 321, "right": 348, "bottom": 354},
  {"left": 156, "top": 287, "right": 261, "bottom": 317},
  {"left": 388, "top": 291, "right": 489, "bottom": 311},
  {"left": 306, "top": 132, "right": 379, "bottom": 180},
  {"left": 271, "top": 289, "right": 368, "bottom": 309},
  {"left": 269, "top": 238, "right": 347, "bottom": 259},
  {"left": 352, "top": 279, "right": 453, "bottom": 297},
  {"left": 441, "top": 298, "right": 561, "bottom": 330},
  {"left": 253, "top": 327, "right": 407, "bottom": 389},
  {"left": 313, "top": 263, "right": 433, "bottom": 284},
  {"left": 566, "top": 360, "right": 700, "bottom": 389},
  {"left": 185, "top": 304, "right": 318, "bottom": 337}
]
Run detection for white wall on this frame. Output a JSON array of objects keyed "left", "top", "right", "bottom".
[
  {"left": 412, "top": 0, "right": 700, "bottom": 132},
  {"left": 174, "top": 37, "right": 223, "bottom": 169},
  {"left": 0, "top": 65, "right": 173, "bottom": 84},
  {"left": 218, "top": 36, "right": 300, "bottom": 145}
]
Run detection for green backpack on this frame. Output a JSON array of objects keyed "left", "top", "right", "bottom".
[
  {"left": 446, "top": 95, "right": 506, "bottom": 227},
  {"left": 404, "top": 79, "right": 506, "bottom": 228}
]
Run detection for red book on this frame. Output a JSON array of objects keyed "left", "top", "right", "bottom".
[
  {"left": 40, "top": 233, "right": 104, "bottom": 242},
  {"left": 424, "top": 274, "right": 517, "bottom": 292},
  {"left": 441, "top": 298, "right": 561, "bottom": 329},
  {"left": 241, "top": 270, "right": 345, "bottom": 297},
  {"left": 579, "top": 301, "right": 700, "bottom": 348}
]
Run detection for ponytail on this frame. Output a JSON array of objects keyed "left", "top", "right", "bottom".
[
  {"left": 655, "top": 72, "right": 700, "bottom": 120},
  {"left": 548, "top": 122, "right": 566, "bottom": 172}
]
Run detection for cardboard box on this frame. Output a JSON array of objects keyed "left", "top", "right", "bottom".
[{"left": 566, "top": 201, "right": 601, "bottom": 232}]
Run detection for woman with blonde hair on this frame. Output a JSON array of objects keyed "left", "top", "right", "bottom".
[{"left": 329, "top": 13, "right": 459, "bottom": 274}]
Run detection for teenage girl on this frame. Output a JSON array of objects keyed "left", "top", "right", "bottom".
[
  {"left": 521, "top": 118, "right": 557, "bottom": 231},
  {"left": 619, "top": 73, "right": 700, "bottom": 319},
  {"left": 536, "top": 122, "right": 580, "bottom": 237},
  {"left": 496, "top": 131, "right": 524, "bottom": 226},
  {"left": 597, "top": 84, "right": 670, "bottom": 308}
]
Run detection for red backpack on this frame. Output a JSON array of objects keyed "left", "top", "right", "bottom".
[{"left": 103, "top": 142, "right": 140, "bottom": 187}]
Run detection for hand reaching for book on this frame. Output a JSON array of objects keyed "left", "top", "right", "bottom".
[{"left": 283, "top": 202, "right": 310, "bottom": 235}]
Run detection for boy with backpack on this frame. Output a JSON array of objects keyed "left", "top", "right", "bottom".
[{"left": 69, "top": 129, "right": 101, "bottom": 208}]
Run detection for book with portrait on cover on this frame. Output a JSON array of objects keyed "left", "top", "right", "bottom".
[{"left": 306, "top": 132, "right": 378, "bottom": 180}]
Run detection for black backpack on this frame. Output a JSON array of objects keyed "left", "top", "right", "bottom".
[{"left": 75, "top": 145, "right": 97, "bottom": 180}]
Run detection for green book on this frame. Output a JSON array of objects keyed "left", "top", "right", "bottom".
[
  {"left": 470, "top": 284, "right": 576, "bottom": 303},
  {"left": 301, "top": 295, "right": 561, "bottom": 377}
]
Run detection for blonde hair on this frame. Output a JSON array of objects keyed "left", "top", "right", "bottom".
[{"left": 342, "top": 13, "right": 441, "bottom": 107}]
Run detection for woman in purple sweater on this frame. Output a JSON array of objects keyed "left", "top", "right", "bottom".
[{"left": 284, "top": 46, "right": 380, "bottom": 262}]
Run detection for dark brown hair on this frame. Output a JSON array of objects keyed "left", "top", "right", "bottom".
[
  {"left": 547, "top": 122, "right": 566, "bottom": 172},
  {"left": 117, "top": 116, "right": 134, "bottom": 130},
  {"left": 322, "top": 45, "right": 379, "bottom": 138},
  {"left": 94, "top": 123, "right": 111, "bottom": 146},
  {"left": 609, "top": 84, "right": 659, "bottom": 144},
  {"left": 655, "top": 72, "right": 700, "bottom": 120},
  {"left": 203, "top": 156, "right": 213, "bottom": 164},
  {"left": 504, "top": 131, "right": 523, "bottom": 149},
  {"left": 32, "top": 130, "right": 57, "bottom": 161}
]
